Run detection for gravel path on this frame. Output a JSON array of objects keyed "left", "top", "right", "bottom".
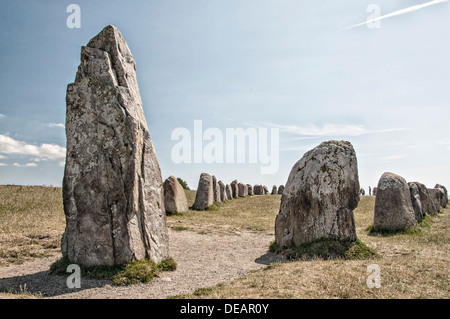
[{"left": 0, "top": 229, "right": 284, "bottom": 299}]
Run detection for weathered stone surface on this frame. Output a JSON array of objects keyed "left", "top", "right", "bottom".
[
  {"left": 219, "top": 181, "right": 228, "bottom": 202},
  {"left": 409, "top": 182, "right": 438, "bottom": 218},
  {"left": 192, "top": 173, "right": 214, "bottom": 210},
  {"left": 226, "top": 184, "right": 233, "bottom": 200},
  {"left": 275, "top": 140, "right": 359, "bottom": 248},
  {"left": 373, "top": 187, "right": 377, "bottom": 196},
  {"left": 212, "top": 175, "right": 221, "bottom": 202},
  {"left": 231, "top": 180, "right": 239, "bottom": 198},
  {"left": 253, "top": 185, "right": 263, "bottom": 195},
  {"left": 278, "top": 185, "right": 285, "bottom": 195},
  {"left": 409, "top": 182, "right": 424, "bottom": 222},
  {"left": 429, "top": 188, "right": 445, "bottom": 210},
  {"left": 62, "top": 25, "right": 170, "bottom": 267},
  {"left": 271, "top": 185, "right": 278, "bottom": 195},
  {"left": 374, "top": 172, "right": 417, "bottom": 231},
  {"left": 238, "top": 183, "right": 248, "bottom": 197},
  {"left": 435, "top": 184, "right": 448, "bottom": 208},
  {"left": 263, "top": 186, "right": 269, "bottom": 195},
  {"left": 247, "top": 184, "right": 253, "bottom": 196},
  {"left": 164, "top": 176, "right": 189, "bottom": 214}
]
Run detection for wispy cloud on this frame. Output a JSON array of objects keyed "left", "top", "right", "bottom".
[
  {"left": 13, "top": 162, "right": 38, "bottom": 168},
  {"left": 0, "top": 163, "right": 7, "bottom": 167},
  {"left": 0, "top": 114, "right": 5, "bottom": 119},
  {"left": 0, "top": 134, "right": 66, "bottom": 161},
  {"left": 46, "top": 123, "right": 65, "bottom": 128},
  {"left": 343, "top": 0, "right": 448, "bottom": 31},
  {"left": 379, "top": 154, "right": 405, "bottom": 163},
  {"left": 264, "top": 122, "right": 406, "bottom": 137}
]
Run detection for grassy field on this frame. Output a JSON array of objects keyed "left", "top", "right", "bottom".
[{"left": 0, "top": 185, "right": 448, "bottom": 299}]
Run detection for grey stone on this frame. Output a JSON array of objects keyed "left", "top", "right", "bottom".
[
  {"left": 275, "top": 140, "right": 359, "bottom": 248},
  {"left": 435, "top": 184, "right": 448, "bottom": 208},
  {"left": 374, "top": 172, "right": 417, "bottom": 231},
  {"left": 226, "top": 184, "right": 233, "bottom": 200},
  {"left": 373, "top": 187, "right": 377, "bottom": 196},
  {"left": 253, "top": 185, "right": 263, "bottom": 195},
  {"left": 271, "top": 185, "right": 278, "bottom": 195},
  {"left": 164, "top": 176, "right": 189, "bottom": 214},
  {"left": 428, "top": 188, "right": 445, "bottom": 210},
  {"left": 278, "top": 185, "right": 285, "bottom": 195},
  {"left": 62, "top": 25, "right": 170, "bottom": 267},
  {"left": 263, "top": 186, "right": 269, "bottom": 195},
  {"left": 231, "top": 180, "right": 239, "bottom": 198},
  {"left": 219, "top": 181, "right": 228, "bottom": 202},
  {"left": 409, "top": 182, "right": 439, "bottom": 218},
  {"left": 192, "top": 173, "right": 214, "bottom": 210},
  {"left": 212, "top": 175, "right": 221, "bottom": 202},
  {"left": 238, "top": 183, "right": 248, "bottom": 197},
  {"left": 246, "top": 184, "right": 253, "bottom": 196}
]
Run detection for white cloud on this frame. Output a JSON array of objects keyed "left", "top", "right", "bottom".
[
  {"left": 46, "top": 123, "right": 65, "bottom": 128},
  {"left": 264, "top": 122, "right": 406, "bottom": 137},
  {"left": 379, "top": 154, "right": 405, "bottom": 163},
  {"left": 343, "top": 0, "right": 448, "bottom": 31},
  {"left": 13, "top": 162, "right": 38, "bottom": 167},
  {"left": 0, "top": 134, "right": 66, "bottom": 161},
  {"left": 0, "top": 114, "right": 5, "bottom": 119},
  {"left": 0, "top": 163, "right": 7, "bottom": 167},
  {"left": 0, "top": 154, "right": 6, "bottom": 160}
]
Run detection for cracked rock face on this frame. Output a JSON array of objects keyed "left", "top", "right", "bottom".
[
  {"left": 192, "top": 173, "right": 214, "bottom": 210},
  {"left": 164, "top": 176, "right": 189, "bottom": 214},
  {"left": 62, "top": 25, "right": 170, "bottom": 267},
  {"left": 374, "top": 172, "right": 417, "bottom": 231},
  {"left": 275, "top": 140, "right": 359, "bottom": 248}
]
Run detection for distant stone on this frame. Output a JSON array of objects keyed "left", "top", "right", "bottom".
[
  {"left": 429, "top": 188, "right": 445, "bottom": 210},
  {"left": 263, "top": 186, "right": 269, "bottom": 195},
  {"left": 164, "top": 176, "right": 189, "bottom": 214},
  {"left": 254, "top": 185, "right": 262, "bottom": 195},
  {"left": 62, "top": 25, "right": 170, "bottom": 267},
  {"left": 271, "top": 185, "right": 278, "bottom": 195},
  {"left": 247, "top": 184, "right": 253, "bottom": 196},
  {"left": 192, "top": 173, "right": 214, "bottom": 210},
  {"left": 275, "top": 140, "right": 359, "bottom": 248},
  {"left": 238, "top": 183, "right": 248, "bottom": 197},
  {"left": 373, "top": 187, "right": 377, "bottom": 196},
  {"left": 435, "top": 184, "right": 448, "bottom": 208},
  {"left": 231, "top": 180, "right": 239, "bottom": 198},
  {"left": 374, "top": 172, "right": 417, "bottom": 231},
  {"left": 409, "top": 182, "right": 439, "bottom": 218},
  {"left": 226, "top": 184, "right": 233, "bottom": 200},
  {"left": 219, "top": 181, "right": 228, "bottom": 202},
  {"left": 278, "top": 185, "right": 284, "bottom": 195}
]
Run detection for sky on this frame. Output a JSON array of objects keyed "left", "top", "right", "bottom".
[{"left": 0, "top": 0, "right": 449, "bottom": 193}]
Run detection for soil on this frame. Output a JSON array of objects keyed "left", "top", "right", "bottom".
[{"left": 0, "top": 229, "right": 284, "bottom": 299}]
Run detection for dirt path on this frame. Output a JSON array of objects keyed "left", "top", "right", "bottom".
[{"left": 0, "top": 229, "right": 284, "bottom": 299}]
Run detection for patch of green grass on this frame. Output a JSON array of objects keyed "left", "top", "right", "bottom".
[
  {"left": 49, "top": 256, "right": 177, "bottom": 286},
  {"left": 367, "top": 214, "right": 433, "bottom": 237},
  {"left": 271, "top": 238, "right": 377, "bottom": 261},
  {"left": 172, "top": 226, "right": 189, "bottom": 232}
]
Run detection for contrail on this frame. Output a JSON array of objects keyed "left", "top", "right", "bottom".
[{"left": 342, "top": 0, "right": 448, "bottom": 31}]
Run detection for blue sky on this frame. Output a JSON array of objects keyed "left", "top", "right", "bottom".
[{"left": 0, "top": 0, "right": 449, "bottom": 193}]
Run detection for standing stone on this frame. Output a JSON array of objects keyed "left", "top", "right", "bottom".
[
  {"left": 238, "top": 183, "right": 247, "bottom": 197},
  {"left": 62, "top": 25, "right": 170, "bottom": 266},
  {"left": 271, "top": 185, "right": 278, "bottom": 195},
  {"left": 408, "top": 182, "right": 424, "bottom": 222},
  {"left": 278, "top": 185, "right": 285, "bottom": 195},
  {"left": 435, "top": 184, "right": 448, "bottom": 208},
  {"left": 231, "top": 180, "right": 239, "bottom": 198},
  {"left": 263, "top": 186, "right": 269, "bottom": 195},
  {"left": 226, "top": 184, "right": 233, "bottom": 200},
  {"left": 373, "top": 187, "right": 377, "bottom": 196},
  {"left": 409, "top": 182, "right": 438, "bottom": 217},
  {"left": 253, "top": 185, "right": 262, "bottom": 195},
  {"left": 164, "top": 176, "right": 189, "bottom": 214},
  {"left": 192, "top": 173, "right": 214, "bottom": 210},
  {"left": 219, "top": 181, "right": 228, "bottom": 202},
  {"left": 212, "top": 175, "right": 221, "bottom": 202},
  {"left": 429, "top": 188, "right": 445, "bottom": 210},
  {"left": 374, "top": 172, "right": 417, "bottom": 231},
  {"left": 247, "top": 184, "right": 253, "bottom": 196},
  {"left": 275, "top": 141, "right": 359, "bottom": 248}
]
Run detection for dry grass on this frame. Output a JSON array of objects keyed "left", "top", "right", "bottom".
[
  {"left": 0, "top": 185, "right": 65, "bottom": 266},
  {"left": 167, "top": 194, "right": 281, "bottom": 235},
  {"left": 1, "top": 186, "right": 448, "bottom": 299}
]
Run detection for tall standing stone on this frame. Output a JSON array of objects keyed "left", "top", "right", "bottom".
[
  {"left": 409, "top": 182, "right": 438, "bottom": 217},
  {"left": 231, "top": 180, "right": 239, "bottom": 198},
  {"left": 275, "top": 141, "right": 359, "bottom": 248},
  {"left": 212, "top": 175, "right": 221, "bottom": 202},
  {"left": 164, "top": 176, "right": 189, "bottom": 214},
  {"left": 226, "top": 184, "right": 233, "bottom": 200},
  {"left": 192, "top": 173, "right": 214, "bottom": 210},
  {"left": 247, "top": 184, "right": 253, "bottom": 196},
  {"left": 263, "top": 186, "right": 269, "bottom": 195},
  {"left": 271, "top": 185, "right": 278, "bottom": 195},
  {"left": 62, "top": 25, "right": 170, "bottom": 266},
  {"left": 278, "top": 185, "right": 285, "bottom": 195},
  {"left": 219, "top": 181, "right": 228, "bottom": 202},
  {"left": 253, "top": 185, "right": 262, "bottom": 195},
  {"left": 435, "top": 184, "right": 448, "bottom": 208},
  {"left": 374, "top": 172, "right": 417, "bottom": 231},
  {"left": 238, "top": 183, "right": 247, "bottom": 197}
]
